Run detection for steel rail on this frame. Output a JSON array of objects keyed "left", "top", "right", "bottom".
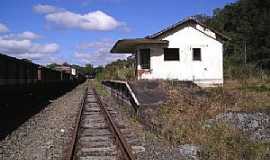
[
  {"left": 93, "top": 88, "right": 136, "bottom": 160},
  {"left": 64, "top": 85, "right": 88, "bottom": 160}
]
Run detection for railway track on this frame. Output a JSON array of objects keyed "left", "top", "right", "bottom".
[{"left": 66, "top": 85, "right": 143, "bottom": 160}]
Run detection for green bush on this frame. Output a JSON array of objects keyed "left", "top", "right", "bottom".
[{"left": 95, "top": 59, "right": 135, "bottom": 81}]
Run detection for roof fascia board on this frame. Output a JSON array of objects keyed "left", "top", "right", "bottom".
[{"left": 146, "top": 19, "right": 230, "bottom": 42}]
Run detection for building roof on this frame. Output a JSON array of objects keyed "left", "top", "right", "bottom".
[
  {"left": 145, "top": 17, "right": 230, "bottom": 41},
  {"left": 111, "top": 17, "right": 229, "bottom": 54},
  {"left": 111, "top": 38, "right": 169, "bottom": 53}
]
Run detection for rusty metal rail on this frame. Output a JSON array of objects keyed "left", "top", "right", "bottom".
[
  {"left": 93, "top": 88, "right": 136, "bottom": 160},
  {"left": 64, "top": 86, "right": 88, "bottom": 160}
]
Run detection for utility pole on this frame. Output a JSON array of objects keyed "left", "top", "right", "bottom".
[
  {"left": 243, "top": 40, "right": 248, "bottom": 90},
  {"left": 244, "top": 40, "right": 247, "bottom": 66}
]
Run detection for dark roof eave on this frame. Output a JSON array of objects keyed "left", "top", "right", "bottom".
[{"left": 111, "top": 39, "right": 169, "bottom": 53}]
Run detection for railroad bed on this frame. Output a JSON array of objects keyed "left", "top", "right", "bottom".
[{"left": 69, "top": 87, "right": 144, "bottom": 160}]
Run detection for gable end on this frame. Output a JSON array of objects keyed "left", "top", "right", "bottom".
[{"left": 145, "top": 18, "right": 229, "bottom": 43}]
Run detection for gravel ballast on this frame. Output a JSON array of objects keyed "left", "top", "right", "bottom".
[{"left": 0, "top": 82, "right": 87, "bottom": 160}]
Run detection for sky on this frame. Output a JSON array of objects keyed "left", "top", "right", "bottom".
[{"left": 0, "top": 0, "right": 236, "bottom": 66}]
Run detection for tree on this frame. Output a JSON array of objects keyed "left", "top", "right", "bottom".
[
  {"left": 46, "top": 63, "right": 58, "bottom": 69},
  {"left": 94, "top": 66, "right": 104, "bottom": 74},
  {"left": 193, "top": 14, "right": 211, "bottom": 24},
  {"left": 202, "top": 0, "right": 270, "bottom": 70},
  {"left": 63, "top": 62, "right": 70, "bottom": 66},
  {"left": 83, "top": 64, "right": 95, "bottom": 74}
]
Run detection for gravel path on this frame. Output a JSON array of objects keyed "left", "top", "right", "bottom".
[{"left": 0, "top": 82, "right": 87, "bottom": 160}]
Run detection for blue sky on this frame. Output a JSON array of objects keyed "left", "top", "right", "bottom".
[{"left": 0, "top": 0, "right": 236, "bottom": 66}]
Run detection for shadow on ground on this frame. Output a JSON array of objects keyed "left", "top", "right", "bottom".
[{"left": 0, "top": 85, "right": 77, "bottom": 140}]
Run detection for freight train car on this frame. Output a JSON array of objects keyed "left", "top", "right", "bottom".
[
  {"left": 0, "top": 53, "right": 85, "bottom": 96},
  {"left": 0, "top": 54, "right": 39, "bottom": 86},
  {"left": 61, "top": 71, "right": 72, "bottom": 81},
  {"left": 38, "top": 66, "right": 61, "bottom": 82}
]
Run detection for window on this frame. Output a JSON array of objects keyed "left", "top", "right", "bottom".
[
  {"left": 164, "top": 48, "right": 180, "bottom": 61},
  {"left": 140, "top": 49, "right": 150, "bottom": 69},
  {"left": 193, "top": 48, "right": 201, "bottom": 61}
]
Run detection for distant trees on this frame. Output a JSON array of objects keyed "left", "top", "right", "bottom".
[
  {"left": 205, "top": 0, "right": 270, "bottom": 70},
  {"left": 46, "top": 63, "right": 58, "bottom": 69},
  {"left": 193, "top": 14, "right": 211, "bottom": 24},
  {"left": 83, "top": 64, "right": 95, "bottom": 75},
  {"left": 94, "top": 66, "right": 104, "bottom": 75},
  {"left": 191, "top": 0, "right": 270, "bottom": 79},
  {"left": 46, "top": 62, "right": 105, "bottom": 77}
]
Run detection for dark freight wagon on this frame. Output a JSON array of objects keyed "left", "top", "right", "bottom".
[
  {"left": 38, "top": 66, "right": 62, "bottom": 82},
  {"left": 0, "top": 53, "right": 85, "bottom": 95},
  {"left": 0, "top": 54, "right": 39, "bottom": 86}
]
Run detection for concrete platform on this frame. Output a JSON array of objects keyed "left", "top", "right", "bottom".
[{"left": 128, "top": 80, "right": 168, "bottom": 106}]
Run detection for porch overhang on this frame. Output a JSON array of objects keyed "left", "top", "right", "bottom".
[{"left": 111, "top": 38, "right": 169, "bottom": 53}]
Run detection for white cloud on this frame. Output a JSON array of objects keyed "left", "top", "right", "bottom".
[
  {"left": 0, "top": 23, "right": 9, "bottom": 33},
  {"left": 74, "top": 51, "right": 129, "bottom": 66},
  {"left": 33, "top": 4, "right": 124, "bottom": 31},
  {"left": 29, "top": 43, "right": 59, "bottom": 54},
  {"left": 46, "top": 10, "right": 121, "bottom": 31},
  {"left": 0, "top": 37, "right": 59, "bottom": 60},
  {"left": 0, "top": 22, "right": 60, "bottom": 63},
  {"left": 36, "top": 55, "right": 66, "bottom": 65},
  {"left": 19, "top": 31, "right": 41, "bottom": 40},
  {"left": 33, "top": 4, "right": 63, "bottom": 14},
  {"left": 1, "top": 31, "right": 41, "bottom": 40},
  {"left": 78, "top": 39, "right": 113, "bottom": 50},
  {"left": 81, "top": 0, "right": 122, "bottom": 6},
  {"left": 74, "top": 39, "right": 129, "bottom": 66}
]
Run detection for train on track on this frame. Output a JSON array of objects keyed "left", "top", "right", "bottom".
[{"left": 0, "top": 53, "right": 85, "bottom": 95}]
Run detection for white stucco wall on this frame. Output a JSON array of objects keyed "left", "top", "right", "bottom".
[
  {"left": 137, "top": 26, "right": 224, "bottom": 87},
  {"left": 71, "top": 68, "right": 76, "bottom": 76}
]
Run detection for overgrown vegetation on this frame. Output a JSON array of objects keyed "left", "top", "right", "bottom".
[
  {"left": 200, "top": 124, "right": 268, "bottom": 160},
  {"left": 139, "top": 80, "right": 270, "bottom": 159},
  {"left": 95, "top": 58, "right": 135, "bottom": 81},
  {"left": 90, "top": 79, "right": 108, "bottom": 97},
  {"left": 196, "top": 0, "right": 270, "bottom": 79}
]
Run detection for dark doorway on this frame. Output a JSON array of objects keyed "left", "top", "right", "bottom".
[{"left": 140, "top": 49, "right": 150, "bottom": 69}]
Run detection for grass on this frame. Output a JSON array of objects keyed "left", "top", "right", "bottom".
[
  {"left": 154, "top": 106, "right": 270, "bottom": 160},
  {"left": 244, "top": 83, "right": 270, "bottom": 92},
  {"left": 200, "top": 123, "right": 269, "bottom": 160},
  {"left": 90, "top": 79, "right": 108, "bottom": 97},
  {"left": 138, "top": 79, "right": 270, "bottom": 159}
]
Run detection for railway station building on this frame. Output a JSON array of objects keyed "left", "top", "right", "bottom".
[{"left": 111, "top": 17, "right": 229, "bottom": 87}]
